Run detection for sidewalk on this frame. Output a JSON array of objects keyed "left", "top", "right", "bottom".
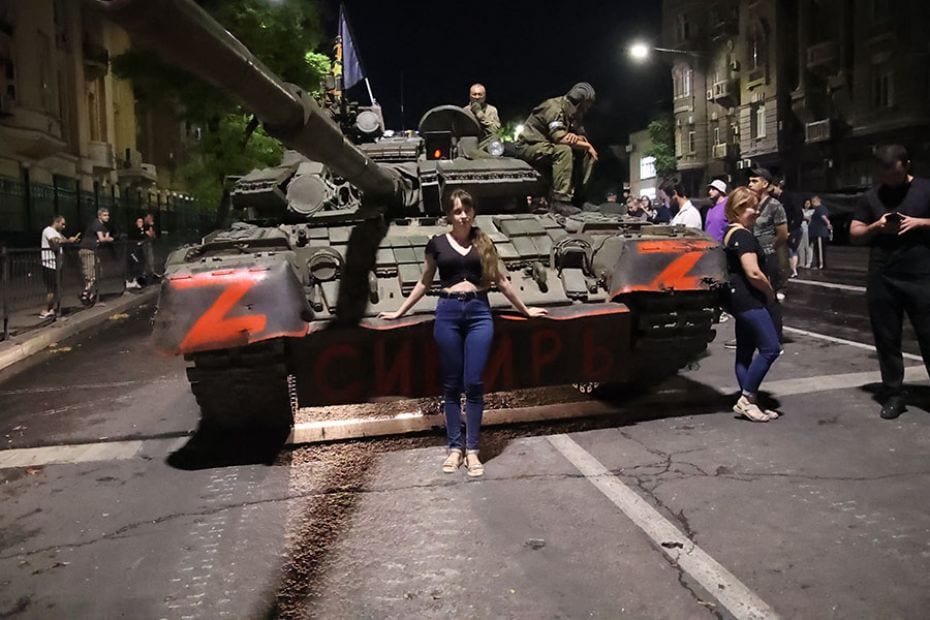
[{"left": 0, "top": 286, "right": 159, "bottom": 374}]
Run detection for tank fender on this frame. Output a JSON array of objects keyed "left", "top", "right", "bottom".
[
  {"left": 608, "top": 237, "right": 727, "bottom": 297},
  {"left": 153, "top": 260, "right": 310, "bottom": 355}
]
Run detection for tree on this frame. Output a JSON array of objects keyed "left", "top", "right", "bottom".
[
  {"left": 111, "top": 0, "right": 329, "bottom": 208},
  {"left": 644, "top": 114, "right": 678, "bottom": 182}
]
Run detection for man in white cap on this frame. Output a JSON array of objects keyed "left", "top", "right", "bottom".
[{"left": 704, "top": 179, "right": 729, "bottom": 242}]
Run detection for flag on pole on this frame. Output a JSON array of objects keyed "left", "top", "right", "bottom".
[{"left": 339, "top": 4, "right": 364, "bottom": 90}]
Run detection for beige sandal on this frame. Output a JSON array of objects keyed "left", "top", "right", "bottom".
[
  {"left": 442, "top": 450, "right": 463, "bottom": 473},
  {"left": 733, "top": 395, "right": 770, "bottom": 422},
  {"left": 465, "top": 450, "right": 484, "bottom": 477}
]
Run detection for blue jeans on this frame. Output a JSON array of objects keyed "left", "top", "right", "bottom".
[
  {"left": 734, "top": 307, "right": 781, "bottom": 396},
  {"left": 434, "top": 295, "right": 494, "bottom": 450}
]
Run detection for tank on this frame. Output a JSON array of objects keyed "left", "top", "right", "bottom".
[{"left": 96, "top": 0, "right": 727, "bottom": 432}]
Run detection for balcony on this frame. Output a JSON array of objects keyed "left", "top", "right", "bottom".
[
  {"left": 0, "top": 103, "right": 67, "bottom": 160},
  {"left": 806, "top": 41, "right": 838, "bottom": 75},
  {"left": 805, "top": 119, "right": 832, "bottom": 144},
  {"left": 86, "top": 141, "right": 115, "bottom": 172},
  {"left": 118, "top": 149, "right": 158, "bottom": 186},
  {"left": 706, "top": 79, "right": 737, "bottom": 105},
  {"left": 712, "top": 143, "right": 736, "bottom": 159}
]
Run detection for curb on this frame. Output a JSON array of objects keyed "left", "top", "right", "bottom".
[{"left": 0, "top": 287, "right": 159, "bottom": 373}]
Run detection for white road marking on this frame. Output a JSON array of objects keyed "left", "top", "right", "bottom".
[
  {"left": 0, "top": 437, "right": 184, "bottom": 469},
  {"left": 784, "top": 325, "right": 924, "bottom": 362},
  {"left": 548, "top": 434, "right": 780, "bottom": 620},
  {"left": 791, "top": 278, "right": 866, "bottom": 293},
  {"left": 723, "top": 366, "right": 927, "bottom": 398}
]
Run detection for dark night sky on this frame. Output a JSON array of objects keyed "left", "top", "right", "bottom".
[{"left": 319, "top": 0, "right": 670, "bottom": 147}]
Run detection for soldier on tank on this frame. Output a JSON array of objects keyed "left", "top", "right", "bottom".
[
  {"left": 514, "top": 82, "right": 598, "bottom": 216},
  {"left": 465, "top": 83, "right": 501, "bottom": 150}
]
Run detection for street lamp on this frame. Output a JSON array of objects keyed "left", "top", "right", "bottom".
[
  {"left": 629, "top": 42, "right": 651, "bottom": 62},
  {"left": 627, "top": 40, "right": 703, "bottom": 62}
]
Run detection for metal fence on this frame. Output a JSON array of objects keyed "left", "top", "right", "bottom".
[
  {"left": 0, "top": 242, "right": 134, "bottom": 340},
  {"left": 0, "top": 174, "right": 215, "bottom": 247}
]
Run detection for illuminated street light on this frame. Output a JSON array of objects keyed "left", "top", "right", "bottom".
[
  {"left": 629, "top": 42, "right": 651, "bottom": 62},
  {"left": 627, "top": 40, "right": 704, "bottom": 62},
  {"left": 514, "top": 124, "right": 525, "bottom": 138}
]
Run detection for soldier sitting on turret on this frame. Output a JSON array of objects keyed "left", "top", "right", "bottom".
[
  {"left": 514, "top": 82, "right": 598, "bottom": 216},
  {"left": 464, "top": 83, "right": 501, "bottom": 151}
]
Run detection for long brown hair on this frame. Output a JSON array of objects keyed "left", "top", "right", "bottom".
[
  {"left": 447, "top": 189, "right": 502, "bottom": 287},
  {"left": 725, "top": 186, "right": 759, "bottom": 224}
]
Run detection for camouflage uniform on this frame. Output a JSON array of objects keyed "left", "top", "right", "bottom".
[
  {"left": 514, "top": 96, "right": 594, "bottom": 204},
  {"left": 465, "top": 101, "right": 501, "bottom": 148}
]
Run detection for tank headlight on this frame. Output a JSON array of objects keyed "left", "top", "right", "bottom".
[
  {"left": 307, "top": 248, "right": 343, "bottom": 283},
  {"left": 488, "top": 140, "right": 505, "bottom": 157}
]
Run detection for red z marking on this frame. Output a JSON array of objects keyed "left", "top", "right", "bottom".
[{"left": 179, "top": 280, "right": 267, "bottom": 352}]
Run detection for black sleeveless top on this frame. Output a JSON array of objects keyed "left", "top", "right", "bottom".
[{"left": 425, "top": 233, "right": 484, "bottom": 288}]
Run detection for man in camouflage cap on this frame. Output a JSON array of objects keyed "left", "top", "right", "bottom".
[
  {"left": 514, "top": 82, "right": 598, "bottom": 215},
  {"left": 465, "top": 83, "right": 501, "bottom": 150}
]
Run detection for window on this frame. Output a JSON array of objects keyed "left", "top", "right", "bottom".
[
  {"left": 676, "top": 14, "right": 690, "bottom": 43},
  {"left": 639, "top": 156, "right": 656, "bottom": 180},
  {"left": 730, "top": 122, "right": 740, "bottom": 145},
  {"left": 747, "top": 19, "right": 769, "bottom": 80},
  {"left": 688, "top": 131, "right": 696, "bottom": 154},
  {"left": 751, "top": 103, "right": 766, "bottom": 139},
  {"left": 673, "top": 66, "right": 693, "bottom": 99},
  {"left": 38, "top": 31, "right": 59, "bottom": 115},
  {"left": 872, "top": 68, "right": 894, "bottom": 109},
  {"left": 713, "top": 126, "right": 721, "bottom": 146},
  {"left": 675, "top": 128, "right": 683, "bottom": 157}
]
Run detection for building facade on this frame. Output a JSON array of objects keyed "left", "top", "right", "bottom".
[
  {"left": 661, "top": 0, "right": 930, "bottom": 193},
  {"left": 0, "top": 0, "right": 194, "bottom": 240},
  {"left": 627, "top": 129, "right": 659, "bottom": 200}
]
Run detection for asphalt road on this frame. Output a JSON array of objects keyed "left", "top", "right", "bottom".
[{"left": 0, "top": 282, "right": 928, "bottom": 619}]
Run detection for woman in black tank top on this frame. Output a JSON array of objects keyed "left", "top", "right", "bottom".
[{"left": 381, "top": 190, "right": 546, "bottom": 476}]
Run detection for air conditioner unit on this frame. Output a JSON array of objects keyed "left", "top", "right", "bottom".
[
  {"left": 711, "top": 111, "right": 719, "bottom": 121},
  {"left": 706, "top": 89, "right": 714, "bottom": 101}
]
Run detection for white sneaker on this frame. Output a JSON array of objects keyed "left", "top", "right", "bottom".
[
  {"left": 776, "top": 292, "right": 786, "bottom": 302},
  {"left": 38, "top": 310, "right": 55, "bottom": 319},
  {"left": 125, "top": 280, "right": 141, "bottom": 289}
]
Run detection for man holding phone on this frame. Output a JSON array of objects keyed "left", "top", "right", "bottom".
[{"left": 850, "top": 144, "right": 930, "bottom": 419}]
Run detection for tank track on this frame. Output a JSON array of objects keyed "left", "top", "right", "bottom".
[
  {"left": 627, "top": 291, "right": 720, "bottom": 382},
  {"left": 186, "top": 340, "right": 295, "bottom": 432}
]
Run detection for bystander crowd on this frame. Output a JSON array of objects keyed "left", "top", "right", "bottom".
[
  {"left": 807, "top": 196, "right": 833, "bottom": 269},
  {"left": 850, "top": 144, "right": 930, "bottom": 420},
  {"left": 704, "top": 179, "right": 729, "bottom": 242},
  {"left": 79, "top": 208, "right": 114, "bottom": 305},
  {"left": 39, "top": 215, "right": 80, "bottom": 319},
  {"left": 798, "top": 199, "right": 814, "bottom": 269},
  {"left": 663, "top": 182, "right": 702, "bottom": 230}
]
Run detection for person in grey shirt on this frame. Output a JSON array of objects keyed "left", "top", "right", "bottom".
[{"left": 748, "top": 167, "right": 788, "bottom": 291}]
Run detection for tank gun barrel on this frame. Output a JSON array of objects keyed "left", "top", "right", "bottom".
[{"left": 94, "top": 0, "right": 403, "bottom": 204}]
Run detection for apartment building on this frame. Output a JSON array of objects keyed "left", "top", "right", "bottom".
[{"left": 661, "top": 0, "right": 930, "bottom": 193}]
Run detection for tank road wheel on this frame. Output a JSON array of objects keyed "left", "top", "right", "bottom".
[
  {"left": 185, "top": 340, "right": 296, "bottom": 433},
  {"left": 628, "top": 292, "right": 719, "bottom": 383}
]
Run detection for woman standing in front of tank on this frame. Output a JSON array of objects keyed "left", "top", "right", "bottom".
[{"left": 380, "top": 189, "right": 548, "bottom": 476}]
